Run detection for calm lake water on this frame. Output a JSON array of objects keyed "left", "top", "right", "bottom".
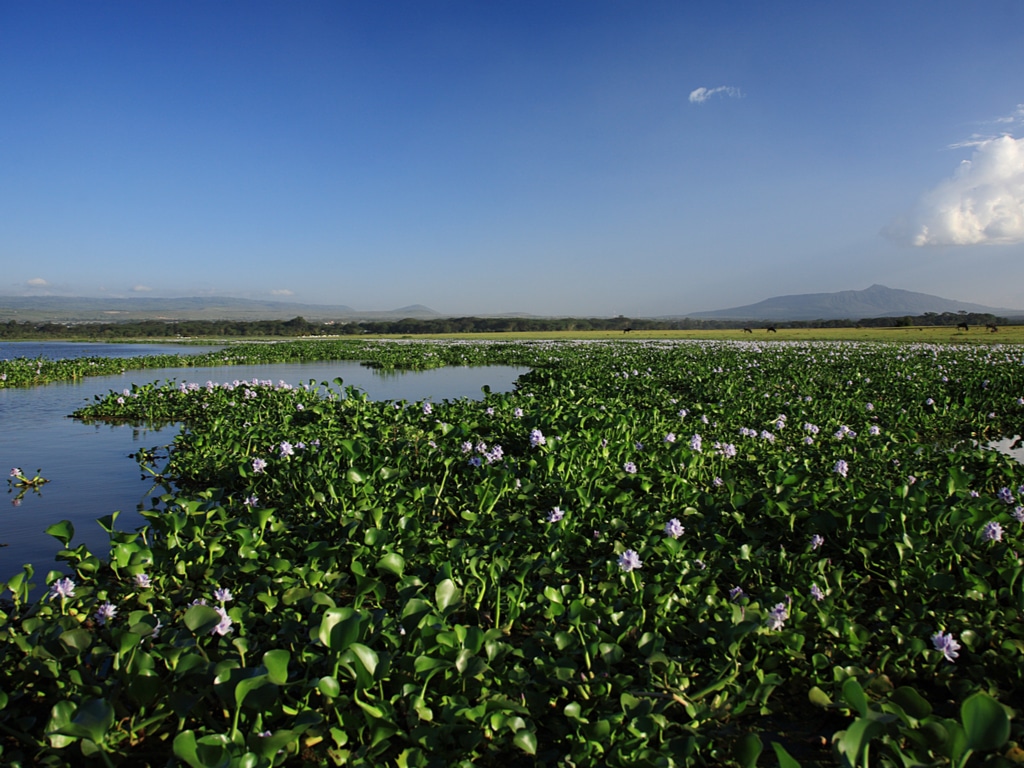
[{"left": 1, "top": 345, "right": 527, "bottom": 582}]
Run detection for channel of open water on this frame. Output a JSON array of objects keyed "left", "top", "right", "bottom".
[{"left": 1, "top": 343, "right": 527, "bottom": 582}]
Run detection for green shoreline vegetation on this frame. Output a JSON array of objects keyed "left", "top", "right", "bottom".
[{"left": 2, "top": 338, "right": 1024, "bottom": 766}]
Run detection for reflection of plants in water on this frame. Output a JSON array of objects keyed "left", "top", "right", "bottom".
[{"left": 7, "top": 467, "right": 49, "bottom": 507}]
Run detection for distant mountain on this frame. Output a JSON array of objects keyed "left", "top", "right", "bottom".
[
  {"left": 688, "top": 284, "right": 1024, "bottom": 321},
  {"left": 0, "top": 296, "right": 441, "bottom": 322}
]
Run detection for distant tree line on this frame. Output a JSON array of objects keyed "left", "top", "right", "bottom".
[{"left": 0, "top": 311, "right": 1013, "bottom": 340}]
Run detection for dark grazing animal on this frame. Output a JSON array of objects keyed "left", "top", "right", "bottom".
[
  {"left": 766, "top": 326, "right": 777, "bottom": 333},
  {"left": 957, "top": 322, "right": 969, "bottom": 332}
]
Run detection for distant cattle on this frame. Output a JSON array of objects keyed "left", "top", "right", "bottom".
[
  {"left": 742, "top": 327, "right": 753, "bottom": 334},
  {"left": 623, "top": 328, "right": 632, "bottom": 334},
  {"left": 766, "top": 326, "right": 777, "bottom": 333},
  {"left": 957, "top": 322, "right": 969, "bottom": 332},
  {"left": 987, "top": 323, "right": 999, "bottom": 333}
]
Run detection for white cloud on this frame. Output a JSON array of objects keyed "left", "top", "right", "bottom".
[
  {"left": 689, "top": 85, "right": 741, "bottom": 104},
  {"left": 271, "top": 289, "right": 295, "bottom": 296},
  {"left": 131, "top": 285, "right": 153, "bottom": 292},
  {"left": 887, "top": 135, "right": 1024, "bottom": 246},
  {"left": 27, "top": 277, "right": 49, "bottom": 287}
]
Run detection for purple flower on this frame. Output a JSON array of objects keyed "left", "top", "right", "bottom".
[
  {"left": 729, "top": 586, "right": 745, "bottom": 601},
  {"left": 484, "top": 445, "right": 504, "bottom": 464},
  {"left": 461, "top": 441, "right": 473, "bottom": 454},
  {"left": 713, "top": 476, "right": 723, "bottom": 487},
  {"left": 664, "top": 433, "right": 676, "bottom": 444},
  {"left": 485, "top": 407, "right": 495, "bottom": 416},
  {"left": 244, "top": 494, "right": 259, "bottom": 507},
  {"left": 94, "top": 601, "right": 118, "bottom": 626},
  {"left": 547, "top": 507, "right": 565, "bottom": 523},
  {"left": 833, "top": 460, "right": 849, "bottom": 478},
  {"left": 618, "top": 549, "right": 642, "bottom": 573},
  {"left": 810, "top": 584, "right": 825, "bottom": 601},
  {"left": 865, "top": 403, "right": 874, "bottom": 412},
  {"left": 664, "top": 518, "right": 684, "bottom": 538},
  {"left": 133, "top": 573, "right": 152, "bottom": 589},
  {"left": 983, "top": 521, "right": 1004, "bottom": 542},
  {"left": 513, "top": 407, "right": 523, "bottom": 418},
  {"left": 422, "top": 402, "right": 432, "bottom": 416},
  {"left": 690, "top": 434, "right": 703, "bottom": 452},
  {"left": 468, "top": 456, "right": 483, "bottom": 467},
  {"left": 9, "top": 467, "right": 21, "bottom": 478},
  {"left": 623, "top": 462, "right": 637, "bottom": 474},
  {"left": 252, "top": 457, "right": 267, "bottom": 474},
  {"left": 868, "top": 425, "right": 880, "bottom": 436},
  {"left": 767, "top": 602, "right": 789, "bottom": 630},
  {"left": 48, "top": 577, "right": 76, "bottom": 600},
  {"left": 1013, "top": 507, "right": 1024, "bottom": 523},
  {"left": 529, "top": 429, "right": 546, "bottom": 447},
  {"left": 213, "top": 587, "right": 234, "bottom": 603},
  {"left": 278, "top": 442, "right": 294, "bottom": 458},
  {"left": 998, "top": 487, "right": 1015, "bottom": 505},
  {"left": 810, "top": 534, "right": 824, "bottom": 550},
  {"left": 211, "top": 606, "right": 234, "bottom": 636},
  {"left": 931, "top": 630, "right": 960, "bottom": 662}
]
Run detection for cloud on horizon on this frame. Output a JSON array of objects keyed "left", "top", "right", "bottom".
[
  {"left": 27, "top": 277, "right": 49, "bottom": 287},
  {"left": 689, "top": 85, "right": 741, "bottom": 104},
  {"left": 271, "top": 289, "right": 295, "bottom": 296},
  {"left": 886, "top": 135, "right": 1024, "bottom": 246},
  {"left": 131, "top": 285, "right": 153, "bottom": 292}
]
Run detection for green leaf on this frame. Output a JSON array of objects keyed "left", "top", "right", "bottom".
[
  {"left": 435, "top": 578, "right": 461, "bottom": 612},
  {"left": 513, "top": 729, "right": 537, "bottom": 755},
  {"left": 376, "top": 552, "right": 406, "bottom": 578},
  {"left": 263, "top": 649, "right": 290, "bottom": 685},
  {"left": 842, "top": 677, "right": 869, "bottom": 718},
  {"left": 771, "top": 741, "right": 803, "bottom": 768},
  {"left": 962, "top": 692, "right": 1010, "bottom": 752},
  {"left": 183, "top": 604, "right": 223, "bottom": 636},
  {"left": 44, "top": 520, "right": 75, "bottom": 547},
  {"left": 318, "top": 607, "right": 362, "bottom": 651},
  {"left": 734, "top": 732, "right": 763, "bottom": 768},
  {"left": 891, "top": 686, "right": 931, "bottom": 720},
  {"left": 808, "top": 686, "right": 833, "bottom": 708}
]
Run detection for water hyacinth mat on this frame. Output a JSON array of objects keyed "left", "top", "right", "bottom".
[{"left": 3, "top": 338, "right": 1024, "bottom": 767}]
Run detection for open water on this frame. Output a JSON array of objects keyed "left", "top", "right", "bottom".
[{"left": 1, "top": 344, "right": 526, "bottom": 582}]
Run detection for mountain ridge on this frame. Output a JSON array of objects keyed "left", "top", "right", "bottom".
[{"left": 687, "top": 284, "right": 1024, "bottom": 321}]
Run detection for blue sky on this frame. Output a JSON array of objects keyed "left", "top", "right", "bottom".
[{"left": 2, "top": 1, "right": 1023, "bottom": 316}]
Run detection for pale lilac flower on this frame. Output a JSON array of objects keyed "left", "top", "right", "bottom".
[
  {"left": 468, "top": 456, "right": 483, "bottom": 467},
  {"left": 713, "top": 476, "right": 723, "bottom": 487},
  {"left": 833, "top": 460, "right": 849, "bottom": 478},
  {"left": 213, "top": 587, "right": 234, "bottom": 603},
  {"left": 244, "top": 494, "right": 259, "bottom": 507},
  {"left": 211, "top": 606, "right": 233, "bottom": 636},
  {"left": 295, "top": 403, "right": 304, "bottom": 411},
  {"left": 422, "top": 402, "right": 432, "bottom": 415},
  {"left": 634, "top": 441, "right": 644, "bottom": 451},
  {"left": 925, "top": 398, "right": 935, "bottom": 406},
  {"left": 48, "top": 577, "right": 76, "bottom": 600},
  {"left": 461, "top": 441, "right": 473, "bottom": 454},
  {"left": 690, "top": 434, "right": 703, "bottom": 452},
  {"left": 9, "top": 467, "right": 21, "bottom": 478},
  {"left": 485, "top": 407, "right": 495, "bottom": 416},
  {"left": 804, "top": 436, "right": 815, "bottom": 445},
  {"left": 907, "top": 476, "right": 917, "bottom": 485},
  {"left": 998, "top": 487, "right": 1015, "bottom": 505},
  {"left": 513, "top": 407, "right": 523, "bottom": 418},
  {"left": 868, "top": 425, "right": 880, "bottom": 436},
  {"left": 664, "top": 432, "right": 676, "bottom": 444},
  {"left": 278, "top": 442, "right": 294, "bottom": 458},
  {"left": 803, "top": 423, "right": 819, "bottom": 435},
  {"left": 623, "top": 462, "right": 637, "bottom": 474},
  {"left": 529, "top": 429, "right": 546, "bottom": 447},
  {"left": 810, "top": 534, "right": 824, "bottom": 550},
  {"left": 94, "top": 601, "right": 118, "bottom": 626},
  {"left": 116, "top": 397, "right": 125, "bottom": 405},
  {"left": 664, "top": 518, "right": 684, "bottom": 538},
  {"left": 618, "top": 549, "right": 642, "bottom": 572},
  {"left": 1013, "top": 507, "right": 1024, "bottom": 523},
  {"left": 133, "top": 573, "right": 152, "bottom": 589},
  {"left": 983, "top": 521, "right": 1004, "bottom": 542},
  {"left": 252, "top": 458, "right": 267, "bottom": 474},
  {"left": 767, "top": 602, "right": 789, "bottom": 630},
  {"left": 547, "top": 507, "right": 565, "bottom": 523},
  {"left": 678, "top": 408, "right": 689, "bottom": 418},
  {"left": 760, "top": 430, "right": 775, "bottom": 443},
  {"left": 969, "top": 490, "right": 980, "bottom": 498},
  {"left": 931, "top": 630, "right": 960, "bottom": 662},
  {"left": 484, "top": 445, "right": 504, "bottom": 464},
  {"left": 810, "top": 584, "right": 825, "bottom": 601},
  {"left": 865, "top": 403, "right": 874, "bottom": 412},
  {"left": 729, "top": 586, "right": 744, "bottom": 601}
]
